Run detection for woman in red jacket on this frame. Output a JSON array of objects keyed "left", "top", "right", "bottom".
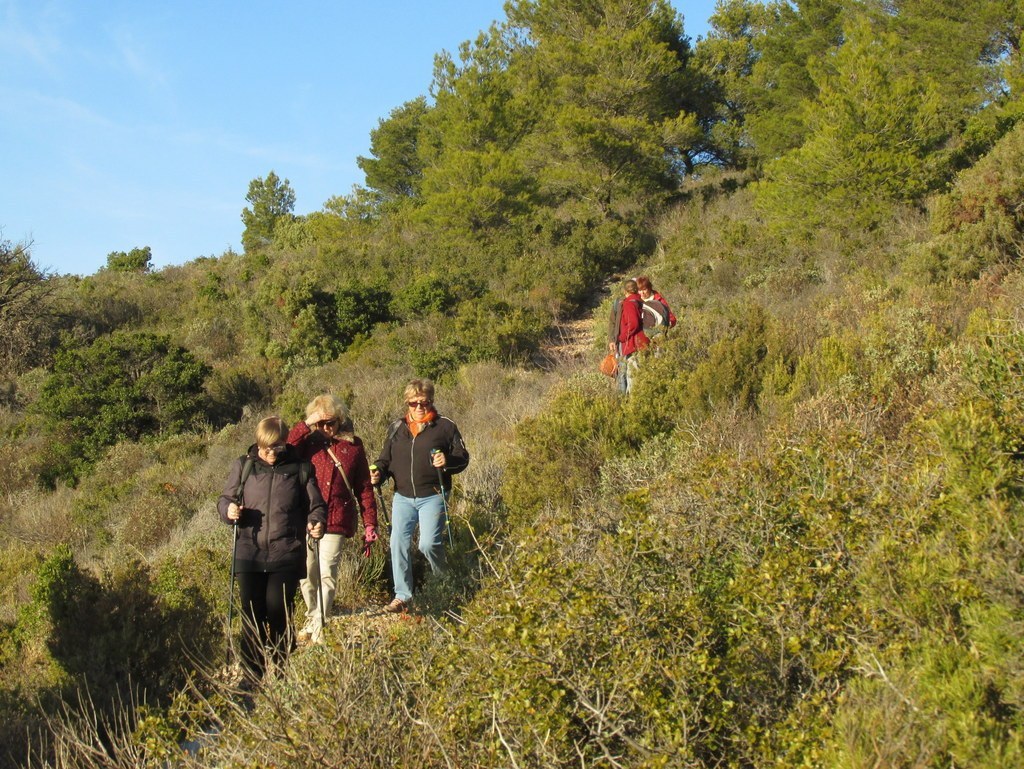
[
  {"left": 288, "top": 394, "right": 378, "bottom": 642},
  {"left": 607, "top": 278, "right": 649, "bottom": 393}
]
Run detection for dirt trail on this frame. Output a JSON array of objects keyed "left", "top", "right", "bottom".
[
  {"left": 535, "top": 316, "right": 596, "bottom": 370},
  {"left": 534, "top": 282, "right": 616, "bottom": 371}
]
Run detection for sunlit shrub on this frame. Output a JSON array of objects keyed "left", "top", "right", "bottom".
[
  {"left": 501, "top": 376, "right": 636, "bottom": 525},
  {"left": 825, "top": 326, "right": 1024, "bottom": 767},
  {"left": 915, "top": 121, "right": 1024, "bottom": 281},
  {"left": 410, "top": 294, "right": 548, "bottom": 381}
]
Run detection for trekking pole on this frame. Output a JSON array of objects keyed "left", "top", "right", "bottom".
[
  {"left": 369, "top": 465, "right": 391, "bottom": 532},
  {"left": 314, "top": 534, "right": 326, "bottom": 637},
  {"left": 431, "top": 449, "right": 454, "bottom": 548},
  {"left": 226, "top": 520, "right": 239, "bottom": 665}
]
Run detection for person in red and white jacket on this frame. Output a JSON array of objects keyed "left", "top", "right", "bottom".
[
  {"left": 636, "top": 275, "right": 677, "bottom": 329},
  {"left": 288, "top": 394, "right": 378, "bottom": 642}
]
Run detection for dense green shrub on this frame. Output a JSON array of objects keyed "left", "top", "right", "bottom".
[
  {"left": 501, "top": 376, "right": 637, "bottom": 525},
  {"left": 824, "top": 326, "right": 1024, "bottom": 767},
  {"left": 34, "top": 332, "right": 210, "bottom": 487},
  {"left": 622, "top": 303, "right": 779, "bottom": 434},
  {"left": 205, "top": 360, "right": 280, "bottom": 426},
  {"left": 105, "top": 246, "right": 153, "bottom": 273},
  {"left": 422, "top": 515, "right": 716, "bottom": 766},
  {"left": 390, "top": 269, "right": 485, "bottom": 320},
  {"left": 914, "top": 121, "right": 1024, "bottom": 281},
  {"left": 0, "top": 542, "right": 222, "bottom": 767},
  {"left": 410, "top": 294, "right": 548, "bottom": 381}
]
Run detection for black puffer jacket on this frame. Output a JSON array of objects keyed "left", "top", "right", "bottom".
[
  {"left": 218, "top": 445, "right": 327, "bottom": 573},
  {"left": 374, "top": 415, "right": 469, "bottom": 498}
]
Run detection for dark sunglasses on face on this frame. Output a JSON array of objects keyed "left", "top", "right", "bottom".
[
  {"left": 317, "top": 419, "right": 338, "bottom": 429},
  {"left": 407, "top": 400, "right": 431, "bottom": 409},
  {"left": 267, "top": 444, "right": 287, "bottom": 454}
]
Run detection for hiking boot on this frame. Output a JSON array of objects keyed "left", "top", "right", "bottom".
[{"left": 383, "top": 597, "right": 409, "bottom": 614}]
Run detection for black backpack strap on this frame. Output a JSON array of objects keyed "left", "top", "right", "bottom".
[{"left": 234, "top": 456, "right": 255, "bottom": 505}]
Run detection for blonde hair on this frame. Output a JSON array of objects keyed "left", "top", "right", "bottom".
[
  {"left": 304, "top": 394, "right": 349, "bottom": 423},
  {"left": 403, "top": 378, "right": 435, "bottom": 404},
  {"left": 255, "top": 416, "right": 288, "bottom": 448}
]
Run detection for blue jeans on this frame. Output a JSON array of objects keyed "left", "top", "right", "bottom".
[
  {"left": 390, "top": 492, "right": 447, "bottom": 602},
  {"left": 616, "top": 352, "right": 639, "bottom": 393}
]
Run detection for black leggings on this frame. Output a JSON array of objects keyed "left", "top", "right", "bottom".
[{"left": 236, "top": 569, "right": 300, "bottom": 680}]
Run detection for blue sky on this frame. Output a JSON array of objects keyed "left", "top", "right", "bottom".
[{"left": 1, "top": 1, "right": 718, "bottom": 277}]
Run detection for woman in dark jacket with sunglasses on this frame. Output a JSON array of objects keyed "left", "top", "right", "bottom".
[
  {"left": 218, "top": 415, "right": 326, "bottom": 683},
  {"left": 370, "top": 378, "right": 469, "bottom": 614}
]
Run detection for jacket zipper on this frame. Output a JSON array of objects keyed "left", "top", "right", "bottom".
[
  {"left": 409, "top": 431, "right": 418, "bottom": 497},
  {"left": 261, "top": 469, "right": 275, "bottom": 569}
]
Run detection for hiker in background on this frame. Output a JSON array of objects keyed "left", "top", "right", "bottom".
[
  {"left": 218, "top": 416, "right": 326, "bottom": 684},
  {"left": 636, "top": 275, "right": 676, "bottom": 333},
  {"left": 607, "top": 278, "right": 649, "bottom": 394},
  {"left": 369, "top": 378, "right": 469, "bottom": 614},
  {"left": 288, "top": 394, "right": 378, "bottom": 643}
]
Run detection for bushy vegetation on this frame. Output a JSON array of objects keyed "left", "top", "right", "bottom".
[{"left": 2, "top": 0, "right": 1024, "bottom": 767}]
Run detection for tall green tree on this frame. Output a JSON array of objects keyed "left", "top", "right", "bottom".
[
  {"left": 871, "top": 0, "right": 1022, "bottom": 163},
  {"left": 0, "top": 238, "right": 54, "bottom": 378},
  {"left": 755, "top": 17, "right": 947, "bottom": 234},
  {"left": 755, "top": 1, "right": 1023, "bottom": 236},
  {"left": 241, "top": 171, "right": 296, "bottom": 252},
  {"left": 693, "top": 0, "right": 772, "bottom": 168},
  {"left": 744, "top": 0, "right": 848, "bottom": 162},
  {"left": 415, "top": 23, "right": 540, "bottom": 236},
  {"left": 509, "top": 0, "right": 699, "bottom": 192},
  {"left": 357, "top": 97, "right": 431, "bottom": 205},
  {"left": 504, "top": 0, "right": 701, "bottom": 281},
  {"left": 105, "top": 246, "right": 152, "bottom": 273}
]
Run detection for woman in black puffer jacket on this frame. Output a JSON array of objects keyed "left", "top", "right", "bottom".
[{"left": 218, "top": 416, "right": 326, "bottom": 683}]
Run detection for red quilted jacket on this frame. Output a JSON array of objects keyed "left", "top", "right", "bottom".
[{"left": 287, "top": 422, "right": 378, "bottom": 536}]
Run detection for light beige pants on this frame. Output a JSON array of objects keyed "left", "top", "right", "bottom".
[{"left": 300, "top": 532, "right": 344, "bottom": 638}]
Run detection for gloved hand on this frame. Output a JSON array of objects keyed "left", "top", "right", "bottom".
[{"left": 364, "top": 525, "right": 379, "bottom": 543}]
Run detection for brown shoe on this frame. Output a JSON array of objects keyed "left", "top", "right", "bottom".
[{"left": 383, "top": 597, "right": 408, "bottom": 614}]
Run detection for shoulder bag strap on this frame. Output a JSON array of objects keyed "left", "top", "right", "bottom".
[{"left": 326, "top": 446, "right": 361, "bottom": 515}]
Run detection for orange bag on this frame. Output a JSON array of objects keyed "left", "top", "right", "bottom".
[{"left": 599, "top": 353, "right": 618, "bottom": 377}]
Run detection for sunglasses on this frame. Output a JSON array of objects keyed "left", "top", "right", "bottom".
[
  {"left": 406, "top": 400, "right": 432, "bottom": 409},
  {"left": 316, "top": 419, "right": 339, "bottom": 429},
  {"left": 266, "top": 444, "right": 287, "bottom": 454}
]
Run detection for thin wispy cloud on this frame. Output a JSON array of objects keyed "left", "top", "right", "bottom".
[
  {"left": 0, "top": 86, "right": 116, "bottom": 128},
  {"left": 0, "top": 0, "right": 66, "bottom": 75},
  {"left": 106, "top": 21, "right": 171, "bottom": 96}
]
